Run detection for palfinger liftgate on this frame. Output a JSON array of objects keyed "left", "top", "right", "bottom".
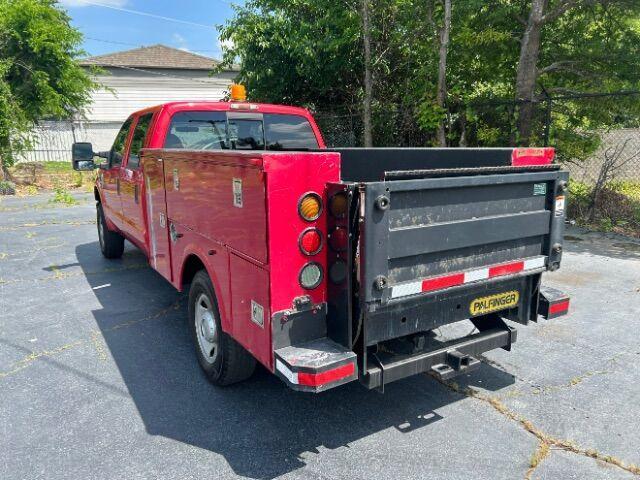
[{"left": 329, "top": 165, "right": 569, "bottom": 389}]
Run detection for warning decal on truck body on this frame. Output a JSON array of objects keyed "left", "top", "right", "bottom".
[
  {"left": 233, "top": 178, "right": 243, "bottom": 208},
  {"left": 251, "top": 300, "right": 264, "bottom": 328}
]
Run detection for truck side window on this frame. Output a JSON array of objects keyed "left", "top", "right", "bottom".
[
  {"left": 264, "top": 114, "right": 319, "bottom": 150},
  {"left": 166, "top": 112, "right": 228, "bottom": 150},
  {"left": 127, "top": 113, "right": 153, "bottom": 169},
  {"left": 110, "top": 118, "right": 133, "bottom": 167}
]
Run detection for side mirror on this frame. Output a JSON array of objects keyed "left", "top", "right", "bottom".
[{"left": 72, "top": 142, "right": 96, "bottom": 171}]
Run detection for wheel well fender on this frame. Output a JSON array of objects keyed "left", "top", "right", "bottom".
[
  {"left": 180, "top": 252, "right": 231, "bottom": 333},
  {"left": 181, "top": 254, "right": 207, "bottom": 290}
]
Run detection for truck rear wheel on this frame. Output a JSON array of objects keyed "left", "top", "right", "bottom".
[
  {"left": 188, "top": 270, "right": 256, "bottom": 386},
  {"left": 97, "top": 203, "right": 124, "bottom": 259}
]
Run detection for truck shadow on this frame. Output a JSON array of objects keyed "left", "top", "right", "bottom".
[{"left": 76, "top": 241, "right": 515, "bottom": 479}]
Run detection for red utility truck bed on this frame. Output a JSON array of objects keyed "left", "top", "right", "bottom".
[{"left": 72, "top": 98, "right": 570, "bottom": 393}]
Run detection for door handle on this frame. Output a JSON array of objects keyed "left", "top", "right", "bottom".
[
  {"left": 116, "top": 177, "right": 120, "bottom": 195},
  {"left": 134, "top": 184, "right": 139, "bottom": 204}
]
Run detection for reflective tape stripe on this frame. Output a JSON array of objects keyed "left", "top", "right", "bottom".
[
  {"left": 464, "top": 267, "right": 490, "bottom": 283},
  {"left": 524, "top": 256, "right": 546, "bottom": 270},
  {"left": 298, "top": 363, "right": 356, "bottom": 387},
  {"left": 549, "top": 299, "right": 570, "bottom": 314},
  {"left": 489, "top": 261, "right": 524, "bottom": 278},
  {"left": 391, "top": 256, "right": 547, "bottom": 299},
  {"left": 276, "top": 359, "right": 298, "bottom": 384}
]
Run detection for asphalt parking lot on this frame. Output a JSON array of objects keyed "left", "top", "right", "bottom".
[{"left": 1, "top": 192, "right": 639, "bottom": 480}]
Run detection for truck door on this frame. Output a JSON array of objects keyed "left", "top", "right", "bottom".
[
  {"left": 120, "top": 112, "right": 154, "bottom": 248},
  {"left": 141, "top": 153, "right": 171, "bottom": 280},
  {"left": 101, "top": 117, "right": 133, "bottom": 226}
]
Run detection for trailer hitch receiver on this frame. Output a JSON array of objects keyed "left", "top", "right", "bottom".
[{"left": 430, "top": 350, "right": 481, "bottom": 381}]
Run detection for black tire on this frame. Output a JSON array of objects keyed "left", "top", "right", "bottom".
[
  {"left": 97, "top": 203, "right": 124, "bottom": 259},
  {"left": 188, "top": 269, "right": 256, "bottom": 386}
]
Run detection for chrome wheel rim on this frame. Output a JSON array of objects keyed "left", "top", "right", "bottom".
[{"left": 195, "top": 293, "right": 218, "bottom": 365}]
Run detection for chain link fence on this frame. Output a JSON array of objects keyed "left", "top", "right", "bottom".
[{"left": 19, "top": 120, "right": 122, "bottom": 163}]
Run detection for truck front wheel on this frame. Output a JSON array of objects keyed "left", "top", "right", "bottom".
[
  {"left": 188, "top": 270, "right": 256, "bottom": 385},
  {"left": 97, "top": 203, "right": 124, "bottom": 259}
]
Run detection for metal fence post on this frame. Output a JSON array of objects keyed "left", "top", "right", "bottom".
[{"left": 543, "top": 95, "right": 552, "bottom": 147}]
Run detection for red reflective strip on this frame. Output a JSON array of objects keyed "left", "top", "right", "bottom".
[
  {"left": 489, "top": 261, "right": 524, "bottom": 278},
  {"left": 422, "top": 273, "right": 465, "bottom": 292},
  {"left": 511, "top": 147, "right": 555, "bottom": 166},
  {"left": 549, "top": 299, "right": 570, "bottom": 314},
  {"left": 298, "top": 362, "right": 355, "bottom": 387}
]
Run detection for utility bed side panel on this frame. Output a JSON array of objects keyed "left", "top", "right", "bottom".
[
  {"left": 264, "top": 152, "right": 341, "bottom": 313},
  {"left": 333, "top": 148, "right": 515, "bottom": 182},
  {"left": 229, "top": 253, "right": 272, "bottom": 367}
]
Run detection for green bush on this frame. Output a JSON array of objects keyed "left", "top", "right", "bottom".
[
  {"left": 608, "top": 181, "right": 640, "bottom": 201},
  {"left": 0, "top": 180, "right": 15, "bottom": 195}
]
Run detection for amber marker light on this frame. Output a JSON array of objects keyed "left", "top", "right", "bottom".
[
  {"left": 329, "top": 192, "right": 348, "bottom": 218},
  {"left": 298, "top": 192, "right": 322, "bottom": 222}
]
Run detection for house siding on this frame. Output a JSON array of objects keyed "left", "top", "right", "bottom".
[
  {"left": 83, "top": 67, "right": 236, "bottom": 122},
  {"left": 22, "top": 66, "right": 236, "bottom": 160}
]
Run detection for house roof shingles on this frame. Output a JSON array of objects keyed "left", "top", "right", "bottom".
[{"left": 80, "top": 44, "right": 219, "bottom": 71}]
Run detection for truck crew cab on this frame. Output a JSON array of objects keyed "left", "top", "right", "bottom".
[{"left": 72, "top": 86, "right": 570, "bottom": 393}]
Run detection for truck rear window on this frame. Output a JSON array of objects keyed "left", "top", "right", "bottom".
[{"left": 165, "top": 112, "right": 319, "bottom": 151}]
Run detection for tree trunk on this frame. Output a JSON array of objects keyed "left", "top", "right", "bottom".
[
  {"left": 362, "top": 0, "right": 373, "bottom": 147},
  {"left": 436, "top": 0, "right": 451, "bottom": 147},
  {"left": 515, "top": 0, "right": 547, "bottom": 146},
  {"left": 458, "top": 110, "right": 467, "bottom": 147}
]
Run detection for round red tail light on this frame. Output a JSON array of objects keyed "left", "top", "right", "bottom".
[
  {"left": 329, "top": 227, "right": 348, "bottom": 252},
  {"left": 299, "top": 228, "right": 323, "bottom": 255}
]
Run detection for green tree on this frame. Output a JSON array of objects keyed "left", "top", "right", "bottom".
[
  {"left": 0, "top": 0, "right": 95, "bottom": 178},
  {"left": 220, "top": 0, "right": 640, "bottom": 154}
]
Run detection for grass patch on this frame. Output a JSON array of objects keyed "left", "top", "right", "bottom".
[
  {"left": 50, "top": 185, "right": 78, "bottom": 205},
  {"left": 42, "top": 161, "right": 73, "bottom": 173}
]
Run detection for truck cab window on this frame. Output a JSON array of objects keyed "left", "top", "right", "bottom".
[
  {"left": 264, "top": 114, "right": 319, "bottom": 150},
  {"left": 127, "top": 113, "right": 153, "bottom": 169},
  {"left": 166, "top": 111, "right": 228, "bottom": 150},
  {"left": 110, "top": 118, "right": 133, "bottom": 167},
  {"left": 228, "top": 119, "right": 265, "bottom": 150}
]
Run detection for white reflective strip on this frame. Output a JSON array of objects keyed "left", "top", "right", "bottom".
[
  {"left": 524, "top": 257, "right": 546, "bottom": 270},
  {"left": 464, "top": 268, "right": 489, "bottom": 283},
  {"left": 391, "top": 282, "right": 422, "bottom": 299},
  {"left": 390, "top": 256, "right": 547, "bottom": 299},
  {"left": 276, "top": 359, "right": 298, "bottom": 384}
]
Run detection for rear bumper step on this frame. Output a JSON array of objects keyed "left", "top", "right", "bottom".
[
  {"left": 539, "top": 286, "right": 570, "bottom": 319},
  {"left": 274, "top": 338, "right": 358, "bottom": 393},
  {"left": 362, "top": 321, "right": 517, "bottom": 389}
]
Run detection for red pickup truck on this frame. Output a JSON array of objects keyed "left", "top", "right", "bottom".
[{"left": 72, "top": 89, "right": 570, "bottom": 392}]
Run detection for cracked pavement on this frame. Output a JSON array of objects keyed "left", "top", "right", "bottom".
[{"left": 1, "top": 192, "right": 639, "bottom": 480}]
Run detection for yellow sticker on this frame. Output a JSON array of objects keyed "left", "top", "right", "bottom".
[{"left": 470, "top": 290, "right": 519, "bottom": 316}]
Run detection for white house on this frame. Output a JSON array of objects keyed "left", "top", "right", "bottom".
[{"left": 25, "top": 45, "right": 237, "bottom": 160}]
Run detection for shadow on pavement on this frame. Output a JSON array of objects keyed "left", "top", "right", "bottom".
[
  {"left": 563, "top": 230, "right": 640, "bottom": 260},
  {"left": 76, "top": 241, "right": 515, "bottom": 479}
]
